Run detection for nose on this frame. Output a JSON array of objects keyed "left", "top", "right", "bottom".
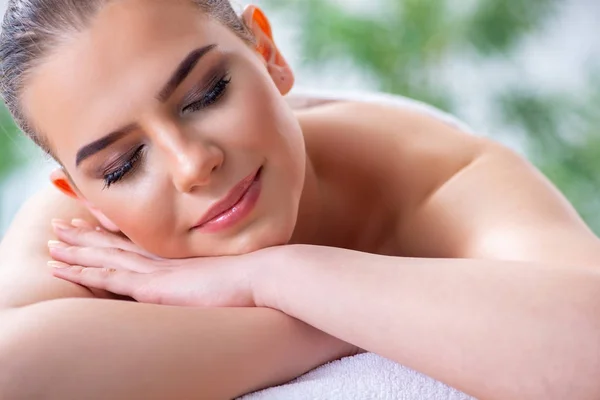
[
  {"left": 170, "top": 140, "right": 224, "bottom": 193},
  {"left": 152, "top": 122, "right": 224, "bottom": 193}
]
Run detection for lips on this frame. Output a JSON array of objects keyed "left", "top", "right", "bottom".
[{"left": 192, "top": 167, "right": 262, "bottom": 229}]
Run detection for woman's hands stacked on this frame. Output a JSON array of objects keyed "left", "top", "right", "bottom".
[{"left": 48, "top": 219, "right": 273, "bottom": 308}]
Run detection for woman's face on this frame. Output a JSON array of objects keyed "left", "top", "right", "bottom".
[{"left": 23, "top": 0, "right": 306, "bottom": 258}]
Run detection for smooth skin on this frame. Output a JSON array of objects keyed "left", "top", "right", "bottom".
[{"left": 1, "top": 1, "right": 600, "bottom": 400}]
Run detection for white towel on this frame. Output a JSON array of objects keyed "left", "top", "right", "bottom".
[{"left": 239, "top": 353, "right": 474, "bottom": 400}]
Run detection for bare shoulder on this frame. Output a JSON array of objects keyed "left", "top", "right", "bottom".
[
  {"left": 411, "top": 143, "right": 600, "bottom": 265},
  {"left": 297, "top": 101, "right": 600, "bottom": 267},
  {"left": 297, "top": 100, "right": 488, "bottom": 211},
  {"left": 0, "top": 186, "right": 101, "bottom": 309},
  {"left": 297, "top": 100, "right": 487, "bottom": 170}
]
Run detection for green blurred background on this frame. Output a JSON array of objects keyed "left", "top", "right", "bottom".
[{"left": 1, "top": 0, "right": 599, "bottom": 233}]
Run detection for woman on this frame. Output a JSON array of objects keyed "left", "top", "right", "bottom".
[{"left": 0, "top": 1, "right": 599, "bottom": 399}]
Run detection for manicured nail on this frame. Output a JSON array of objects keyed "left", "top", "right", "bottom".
[
  {"left": 51, "top": 219, "right": 72, "bottom": 231},
  {"left": 71, "top": 218, "right": 91, "bottom": 229},
  {"left": 48, "top": 240, "right": 69, "bottom": 249},
  {"left": 48, "top": 260, "right": 70, "bottom": 269}
]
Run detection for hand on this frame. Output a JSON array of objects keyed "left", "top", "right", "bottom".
[
  {"left": 51, "top": 218, "right": 163, "bottom": 260},
  {"left": 48, "top": 219, "right": 271, "bottom": 307}
]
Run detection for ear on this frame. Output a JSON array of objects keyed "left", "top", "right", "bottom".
[
  {"left": 50, "top": 168, "right": 79, "bottom": 199},
  {"left": 50, "top": 168, "right": 121, "bottom": 233},
  {"left": 242, "top": 5, "right": 295, "bottom": 95}
]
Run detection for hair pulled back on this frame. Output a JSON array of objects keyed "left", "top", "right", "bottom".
[{"left": 0, "top": 0, "right": 253, "bottom": 152}]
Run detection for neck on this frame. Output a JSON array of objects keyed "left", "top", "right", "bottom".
[
  {"left": 290, "top": 151, "right": 391, "bottom": 252},
  {"left": 289, "top": 155, "right": 325, "bottom": 246}
]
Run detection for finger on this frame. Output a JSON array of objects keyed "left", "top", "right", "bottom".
[
  {"left": 51, "top": 264, "right": 143, "bottom": 299},
  {"left": 71, "top": 219, "right": 110, "bottom": 235},
  {"left": 48, "top": 260, "right": 134, "bottom": 300},
  {"left": 48, "top": 245, "right": 157, "bottom": 273},
  {"left": 70, "top": 218, "right": 97, "bottom": 230},
  {"left": 52, "top": 219, "right": 126, "bottom": 248},
  {"left": 51, "top": 220, "right": 161, "bottom": 260},
  {"left": 71, "top": 218, "right": 109, "bottom": 234}
]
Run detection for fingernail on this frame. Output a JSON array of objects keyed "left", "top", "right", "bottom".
[
  {"left": 51, "top": 219, "right": 72, "bottom": 231},
  {"left": 71, "top": 219, "right": 90, "bottom": 229},
  {"left": 48, "top": 260, "right": 70, "bottom": 269},
  {"left": 48, "top": 240, "right": 69, "bottom": 249}
]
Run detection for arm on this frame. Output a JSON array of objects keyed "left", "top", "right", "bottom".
[
  {"left": 0, "top": 187, "right": 354, "bottom": 399},
  {"left": 0, "top": 299, "right": 351, "bottom": 400},
  {"left": 44, "top": 199, "right": 600, "bottom": 400},
  {"left": 255, "top": 246, "right": 600, "bottom": 400}
]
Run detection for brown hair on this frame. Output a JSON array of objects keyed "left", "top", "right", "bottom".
[{"left": 0, "top": 0, "right": 253, "bottom": 154}]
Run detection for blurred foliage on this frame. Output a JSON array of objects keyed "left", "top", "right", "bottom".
[
  {"left": 501, "top": 74, "right": 600, "bottom": 229},
  {"left": 264, "top": 0, "right": 600, "bottom": 234},
  {"left": 466, "top": 0, "right": 559, "bottom": 54},
  {"left": 0, "top": 103, "right": 22, "bottom": 179}
]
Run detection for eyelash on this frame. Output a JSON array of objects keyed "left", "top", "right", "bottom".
[
  {"left": 182, "top": 76, "right": 231, "bottom": 114},
  {"left": 103, "top": 145, "right": 145, "bottom": 189},
  {"left": 101, "top": 76, "right": 230, "bottom": 189}
]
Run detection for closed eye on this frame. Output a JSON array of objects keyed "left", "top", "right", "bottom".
[
  {"left": 102, "top": 145, "right": 145, "bottom": 189},
  {"left": 182, "top": 76, "right": 231, "bottom": 115}
]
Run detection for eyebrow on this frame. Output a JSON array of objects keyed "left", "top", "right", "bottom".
[
  {"left": 75, "top": 44, "right": 217, "bottom": 167},
  {"left": 76, "top": 124, "right": 137, "bottom": 167},
  {"left": 157, "top": 44, "right": 218, "bottom": 102}
]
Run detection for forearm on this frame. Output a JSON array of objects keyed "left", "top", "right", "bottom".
[
  {"left": 258, "top": 246, "right": 600, "bottom": 400},
  {"left": 0, "top": 298, "right": 349, "bottom": 400}
]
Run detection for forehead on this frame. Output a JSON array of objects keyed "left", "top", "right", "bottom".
[
  {"left": 22, "top": 0, "right": 241, "bottom": 165},
  {"left": 83, "top": 0, "right": 213, "bottom": 59}
]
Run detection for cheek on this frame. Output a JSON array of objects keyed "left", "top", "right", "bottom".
[
  {"left": 234, "top": 69, "right": 305, "bottom": 160},
  {"left": 239, "top": 68, "right": 306, "bottom": 183},
  {"left": 91, "top": 184, "right": 179, "bottom": 252},
  {"left": 236, "top": 74, "right": 306, "bottom": 223}
]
